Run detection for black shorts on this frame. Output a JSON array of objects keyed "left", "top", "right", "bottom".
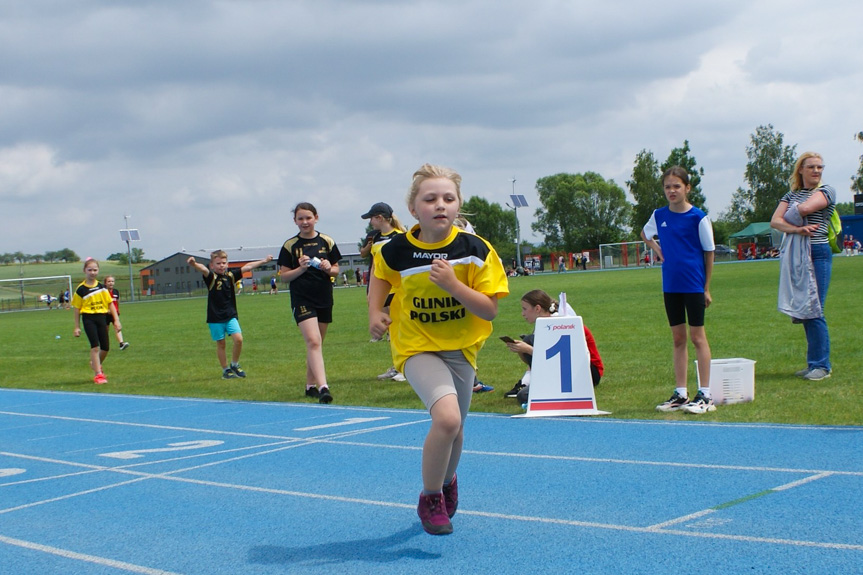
[
  {"left": 292, "top": 304, "right": 333, "bottom": 325},
  {"left": 663, "top": 292, "right": 706, "bottom": 327},
  {"left": 82, "top": 313, "right": 110, "bottom": 351}
]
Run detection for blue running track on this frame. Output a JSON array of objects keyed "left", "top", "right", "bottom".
[{"left": 1, "top": 389, "right": 861, "bottom": 574}]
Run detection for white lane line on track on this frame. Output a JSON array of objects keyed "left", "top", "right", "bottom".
[
  {"left": 0, "top": 533, "right": 183, "bottom": 575},
  {"left": 334, "top": 440, "right": 863, "bottom": 477},
  {"left": 2, "top": 453, "right": 862, "bottom": 553},
  {"left": 646, "top": 472, "right": 835, "bottom": 530}
]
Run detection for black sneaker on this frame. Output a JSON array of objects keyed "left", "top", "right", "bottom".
[
  {"left": 318, "top": 387, "right": 333, "bottom": 404},
  {"left": 230, "top": 364, "right": 246, "bottom": 378},
  {"left": 656, "top": 391, "right": 688, "bottom": 412},
  {"left": 119, "top": 342, "right": 130, "bottom": 351},
  {"left": 222, "top": 369, "right": 237, "bottom": 380},
  {"left": 504, "top": 381, "right": 525, "bottom": 398},
  {"left": 305, "top": 387, "right": 320, "bottom": 398}
]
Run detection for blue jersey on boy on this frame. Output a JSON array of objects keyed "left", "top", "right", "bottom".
[{"left": 643, "top": 206, "right": 714, "bottom": 293}]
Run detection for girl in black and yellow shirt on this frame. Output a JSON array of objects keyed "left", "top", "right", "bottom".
[
  {"left": 72, "top": 258, "right": 120, "bottom": 384},
  {"left": 278, "top": 202, "right": 342, "bottom": 404},
  {"left": 369, "top": 164, "right": 509, "bottom": 535}
]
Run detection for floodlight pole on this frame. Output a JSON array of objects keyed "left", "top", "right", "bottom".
[
  {"left": 511, "top": 178, "right": 522, "bottom": 267},
  {"left": 124, "top": 214, "right": 134, "bottom": 302}
]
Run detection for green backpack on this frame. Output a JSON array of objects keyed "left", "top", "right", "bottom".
[{"left": 827, "top": 208, "right": 842, "bottom": 254}]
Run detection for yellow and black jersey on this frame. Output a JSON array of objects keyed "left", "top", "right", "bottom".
[
  {"left": 277, "top": 232, "right": 342, "bottom": 308},
  {"left": 203, "top": 268, "right": 242, "bottom": 323},
  {"left": 373, "top": 225, "right": 509, "bottom": 372},
  {"left": 371, "top": 228, "right": 404, "bottom": 297},
  {"left": 370, "top": 229, "right": 403, "bottom": 259},
  {"left": 71, "top": 281, "right": 114, "bottom": 315}
]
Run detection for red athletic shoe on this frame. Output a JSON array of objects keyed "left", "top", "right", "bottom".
[
  {"left": 94, "top": 373, "right": 108, "bottom": 385},
  {"left": 442, "top": 473, "right": 458, "bottom": 518},
  {"left": 417, "top": 492, "right": 452, "bottom": 535}
]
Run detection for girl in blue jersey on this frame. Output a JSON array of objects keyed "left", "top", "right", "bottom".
[
  {"left": 369, "top": 164, "right": 509, "bottom": 535},
  {"left": 641, "top": 166, "right": 716, "bottom": 415}
]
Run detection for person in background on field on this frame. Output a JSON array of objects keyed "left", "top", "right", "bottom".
[
  {"left": 72, "top": 258, "right": 120, "bottom": 384},
  {"left": 503, "top": 289, "right": 603, "bottom": 404},
  {"left": 558, "top": 254, "right": 565, "bottom": 273},
  {"left": 279, "top": 202, "right": 342, "bottom": 404},
  {"left": 369, "top": 164, "right": 509, "bottom": 535},
  {"left": 103, "top": 276, "right": 130, "bottom": 350},
  {"left": 641, "top": 166, "right": 716, "bottom": 414},
  {"left": 188, "top": 251, "right": 273, "bottom": 380},
  {"left": 269, "top": 276, "right": 278, "bottom": 295},
  {"left": 770, "top": 151, "right": 836, "bottom": 381},
  {"left": 361, "top": 201, "right": 409, "bottom": 381}
]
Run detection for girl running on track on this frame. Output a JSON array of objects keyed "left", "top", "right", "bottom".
[{"left": 369, "top": 164, "right": 509, "bottom": 535}]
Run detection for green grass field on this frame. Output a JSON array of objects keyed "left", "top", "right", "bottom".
[{"left": 2, "top": 258, "right": 861, "bottom": 425}]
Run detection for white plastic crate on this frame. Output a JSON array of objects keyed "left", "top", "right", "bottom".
[{"left": 694, "top": 358, "right": 755, "bottom": 405}]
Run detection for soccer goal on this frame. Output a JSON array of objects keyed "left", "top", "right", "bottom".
[
  {"left": 598, "top": 241, "right": 653, "bottom": 270},
  {"left": 0, "top": 275, "right": 73, "bottom": 312}
]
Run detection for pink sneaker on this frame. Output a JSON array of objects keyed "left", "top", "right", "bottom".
[
  {"left": 442, "top": 473, "right": 458, "bottom": 518},
  {"left": 94, "top": 373, "right": 108, "bottom": 385},
  {"left": 417, "top": 492, "right": 452, "bottom": 535}
]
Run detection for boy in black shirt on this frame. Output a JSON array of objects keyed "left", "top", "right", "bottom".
[{"left": 188, "top": 250, "right": 273, "bottom": 379}]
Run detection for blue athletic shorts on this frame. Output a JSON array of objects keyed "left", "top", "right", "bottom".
[{"left": 208, "top": 318, "right": 242, "bottom": 341}]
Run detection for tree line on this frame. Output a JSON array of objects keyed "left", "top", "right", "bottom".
[
  {"left": 1, "top": 248, "right": 155, "bottom": 266},
  {"left": 0, "top": 249, "right": 80, "bottom": 265},
  {"left": 396, "top": 124, "right": 862, "bottom": 264}
]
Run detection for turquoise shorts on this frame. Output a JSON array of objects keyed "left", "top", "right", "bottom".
[{"left": 208, "top": 318, "right": 242, "bottom": 341}]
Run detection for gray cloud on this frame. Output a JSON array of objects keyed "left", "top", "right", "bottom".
[{"left": 2, "top": 0, "right": 861, "bottom": 260}]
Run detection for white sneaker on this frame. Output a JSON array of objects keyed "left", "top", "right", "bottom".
[
  {"left": 681, "top": 391, "right": 716, "bottom": 414},
  {"left": 392, "top": 372, "right": 406, "bottom": 382},
  {"left": 377, "top": 367, "right": 398, "bottom": 380}
]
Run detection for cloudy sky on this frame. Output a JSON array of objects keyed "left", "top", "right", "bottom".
[{"left": 3, "top": 0, "right": 862, "bottom": 261}]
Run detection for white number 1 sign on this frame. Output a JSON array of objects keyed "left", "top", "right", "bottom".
[{"left": 515, "top": 315, "right": 609, "bottom": 417}]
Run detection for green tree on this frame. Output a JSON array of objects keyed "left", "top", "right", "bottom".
[
  {"left": 114, "top": 248, "right": 146, "bottom": 265},
  {"left": 627, "top": 142, "right": 707, "bottom": 240},
  {"left": 710, "top": 219, "right": 735, "bottom": 246},
  {"left": 532, "top": 172, "right": 631, "bottom": 252},
  {"left": 835, "top": 201, "right": 854, "bottom": 216},
  {"left": 661, "top": 140, "right": 707, "bottom": 211},
  {"left": 57, "top": 248, "right": 79, "bottom": 262},
  {"left": 852, "top": 131, "right": 863, "bottom": 193},
  {"left": 729, "top": 124, "right": 797, "bottom": 224},
  {"left": 461, "top": 196, "right": 517, "bottom": 260},
  {"left": 627, "top": 149, "right": 663, "bottom": 236}
]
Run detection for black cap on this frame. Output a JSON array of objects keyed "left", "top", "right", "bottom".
[{"left": 361, "top": 202, "right": 393, "bottom": 219}]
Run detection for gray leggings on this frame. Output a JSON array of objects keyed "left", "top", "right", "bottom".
[{"left": 403, "top": 351, "right": 475, "bottom": 423}]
